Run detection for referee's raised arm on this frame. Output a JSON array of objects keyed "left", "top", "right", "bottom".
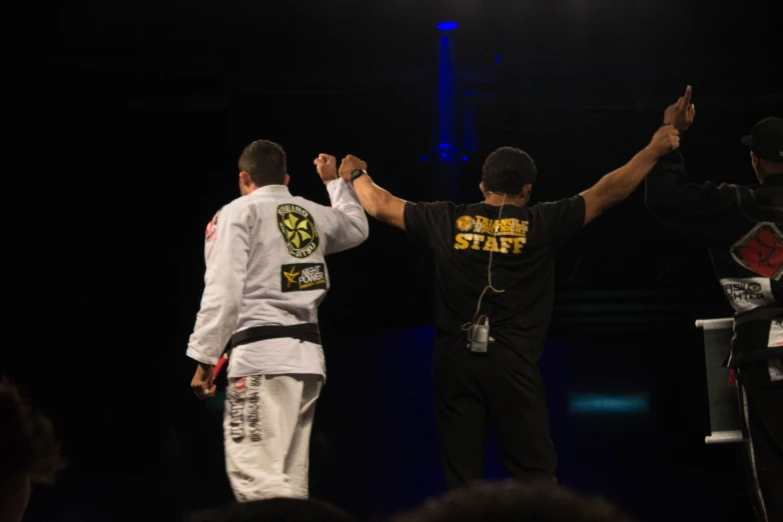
[{"left": 580, "top": 124, "right": 680, "bottom": 226}]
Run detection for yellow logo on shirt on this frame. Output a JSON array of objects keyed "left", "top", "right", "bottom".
[
  {"left": 457, "top": 215, "right": 475, "bottom": 232},
  {"left": 453, "top": 215, "right": 529, "bottom": 254},
  {"left": 277, "top": 204, "right": 320, "bottom": 259},
  {"left": 280, "top": 263, "right": 327, "bottom": 293},
  {"left": 283, "top": 266, "right": 301, "bottom": 287}
]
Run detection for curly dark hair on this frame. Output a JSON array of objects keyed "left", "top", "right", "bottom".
[
  {"left": 481, "top": 147, "right": 537, "bottom": 195},
  {"left": 0, "top": 378, "right": 65, "bottom": 484},
  {"left": 393, "top": 480, "right": 637, "bottom": 522}
]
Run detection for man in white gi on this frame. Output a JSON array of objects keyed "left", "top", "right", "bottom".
[{"left": 187, "top": 139, "right": 369, "bottom": 501}]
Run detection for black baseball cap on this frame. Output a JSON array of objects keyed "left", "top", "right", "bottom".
[{"left": 741, "top": 117, "right": 783, "bottom": 163}]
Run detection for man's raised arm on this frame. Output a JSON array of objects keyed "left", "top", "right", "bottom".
[
  {"left": 336, "top": 155, "right": 407, "bottom": 230},
  {"left": 580, "top": 124, "right": 681, "bottom": 226},
  {"left": 313, "top": 154, "right": 370, "bottom": 253}
]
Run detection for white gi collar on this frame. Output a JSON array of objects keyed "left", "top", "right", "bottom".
[{"left": 251, "top": 185, "right": 292, "bottom": 197}]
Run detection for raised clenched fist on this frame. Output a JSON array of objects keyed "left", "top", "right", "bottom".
[
  {"left": 338, "top": 155, "right": 368, "bottom": 182},
  {"left": 648, "top": 125, "right": 681, "bottom": 158},
  {"left": 314, "top": 154, "right": 338, "bottom": 184}
]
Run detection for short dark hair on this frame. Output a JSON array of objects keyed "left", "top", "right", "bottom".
[
  {"left": 393, "top": 480, "right": 636, "bottom": 522},
  {"left": 238, "top": 140, "right": 287, "bottom": 186},
  {"left": 0, "top": 378, "right": 65, "bottom": 483},
  {"left": 482, "top": 147, "right": 537, "bottom": 195},
  {"left": 187, "top": 498, "right": 355, "bottom": 522}
]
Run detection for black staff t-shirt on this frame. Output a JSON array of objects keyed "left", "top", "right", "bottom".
[{"left": 404, "top": 196, "right": 585, "bottom": 367}]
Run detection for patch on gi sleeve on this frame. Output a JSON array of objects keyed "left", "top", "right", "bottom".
[
  {"left": 281, "top": 263, "right": 327, "bottom": 292},
  {"left": 205, "top": 211, "right": 220, "bottom": 243},
  {"left": 730, "top": 222, "right": 783, "bottom": 280}
]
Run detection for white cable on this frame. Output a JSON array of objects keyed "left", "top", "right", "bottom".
[{"left": 463, "top": 194, "right": 508, "bottom": 337}]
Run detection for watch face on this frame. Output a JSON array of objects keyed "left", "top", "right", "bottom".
[{"left": 351, "top": 169, "right": 365, "bottom": 180}]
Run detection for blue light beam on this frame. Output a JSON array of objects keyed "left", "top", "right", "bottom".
[{"left": 438, "top": 35, "right": 455, "bottom": 155}]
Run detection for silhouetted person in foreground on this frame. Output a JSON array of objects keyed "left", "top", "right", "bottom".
[
  {"left": 392, "top": 480, "right": 636, "bottom": 522},
  {"left": 186, "top": 497, "right": 356, "bottom": 522},
  {"left": 0, "top": 377, "right": 65, "bottom": 522}
]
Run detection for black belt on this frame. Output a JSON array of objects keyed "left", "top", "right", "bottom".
[
  {"left": 734, "top": 307, "right": 783, "bottom": 326},
  {"left": 728, "top": 309, "right": 783, "bottom": 366},
  {"left": 230, "top": 323, "right": 321, "bottom": 348}
]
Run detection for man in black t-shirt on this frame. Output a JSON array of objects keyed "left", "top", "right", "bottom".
[{"left": 326, "top": 123, "right": 680, "bottom": 488}]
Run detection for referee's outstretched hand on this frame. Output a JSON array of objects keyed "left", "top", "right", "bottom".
[{"left": 338, "top": 155, "right": 367, "bottom": 182}]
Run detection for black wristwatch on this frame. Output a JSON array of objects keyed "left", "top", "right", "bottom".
[{"left": 350, "top": 169, "right": 367, "bottom": 183}]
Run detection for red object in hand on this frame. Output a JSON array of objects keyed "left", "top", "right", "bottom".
[
  {"left": 214, "top": 354, "right": 228, "bottom": 378},
  {"left": 728, "top": 369, "right": 737, "bottom": 385}
]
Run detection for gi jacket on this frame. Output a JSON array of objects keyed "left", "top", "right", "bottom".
[
  {"left": 187, "top": 179, "right": 369, "bottom": 378},
  {"left": 646, "top": 151, "right": 783, "bottom": 365}
]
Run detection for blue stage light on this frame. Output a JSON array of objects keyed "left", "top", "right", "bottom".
[
  {"left": 462, "top": 156, "right": 468, "bottom": 162},
  {"left": 437, "top": 21, "right": 458, "bottom": 31}
]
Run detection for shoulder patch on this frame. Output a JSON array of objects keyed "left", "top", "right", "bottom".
[
  {"left": 277, "top": 204, "right": 320, "bottom": 258},
  {"left": 730, "top": 222, "right": 783, "bottom": 281},
  {"left": 205, "top": 211, "right": 220, "bottom": 243}
]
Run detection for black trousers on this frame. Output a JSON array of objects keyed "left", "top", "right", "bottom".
[
  {"left": 737, "top": 361, "right": 783, "bottom": 522},
  {"left": 433, "top": 349, "right": 556, "bottom": 489}
]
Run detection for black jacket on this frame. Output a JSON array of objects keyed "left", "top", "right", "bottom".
[{"left": 645, "top": 151, "right": 783, "bottom": 366}]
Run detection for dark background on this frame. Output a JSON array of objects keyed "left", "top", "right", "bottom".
[{"left": 5, "top": 0, "right": 781, "bottom": 520}]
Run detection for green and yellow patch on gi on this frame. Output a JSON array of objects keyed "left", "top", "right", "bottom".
[{"left": 277, "top": 204, "right": 320, "bottom": 259}]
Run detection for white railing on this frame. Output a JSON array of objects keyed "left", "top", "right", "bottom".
[{"left": 696, "top": 318, "right": 746, "bottom": 445}]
